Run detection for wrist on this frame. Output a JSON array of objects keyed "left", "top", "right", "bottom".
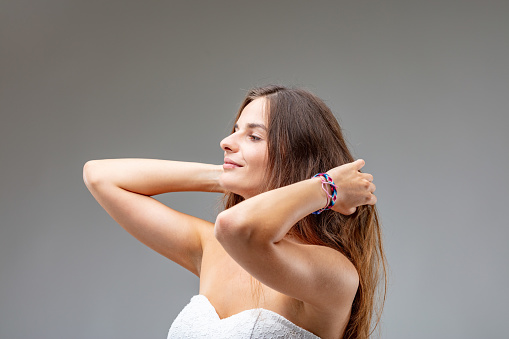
[
  {"left": 311, "top": 173, "right": 338, "bottom": 214},
  {"left": 204, "top": 164, "right": 225, "bottom": 193},
  {"left": 309, "top": 177, "right": 330, "bottom": 214}
]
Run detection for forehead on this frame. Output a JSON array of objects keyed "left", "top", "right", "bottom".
[{"left": 237, "top": 97, "right": 268, "bottom": 125}]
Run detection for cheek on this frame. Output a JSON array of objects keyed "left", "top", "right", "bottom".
[
  {"left": 252, "top": 149, "right": 268, "bottom": 168},
  {"left": 253, "top": 154, "right": 269, "bottom": 178}
]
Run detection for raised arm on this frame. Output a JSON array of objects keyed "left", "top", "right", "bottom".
[
  {"left": 83, "top": 159, "right": 224, "bottom": 276},
  {"left": 214, "top": 159, "right": 375, "bottom": 309}
]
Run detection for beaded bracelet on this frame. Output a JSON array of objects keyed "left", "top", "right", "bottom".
[{"left": 312, "top": 173, "right": 338, "bottom": 214}]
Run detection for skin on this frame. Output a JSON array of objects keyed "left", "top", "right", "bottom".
[
  {"left": 83, "top": 97, "right": 376, "bottom": 339},
  {"left": 219, "top": 97, "right": 269, "bottom": 199}
]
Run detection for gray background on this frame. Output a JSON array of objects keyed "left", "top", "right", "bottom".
[{"left": 1, "top": 1, "right": 508, "bottom": 338}]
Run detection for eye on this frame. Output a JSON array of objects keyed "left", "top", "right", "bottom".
[{"left": 248, "top": 135, "right": 261, "bottom": 141}]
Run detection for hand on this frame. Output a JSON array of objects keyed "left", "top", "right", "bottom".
[{"left": 326, "top": 159, "right": 377, "bottom": 215}]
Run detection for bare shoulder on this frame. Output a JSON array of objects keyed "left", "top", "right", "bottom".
[
  {"left": 290, "top": 237, "right": 359, "bottom": 306},
  {"left": 290, "top": 242, "right": 358, "bottom": 337}
]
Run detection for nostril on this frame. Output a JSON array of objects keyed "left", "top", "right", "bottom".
[{"left": 220, "top": 137, "right": 234, "bottom": 152}]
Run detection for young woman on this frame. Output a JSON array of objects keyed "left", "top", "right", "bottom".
[{"left": 83, "top": 85, "right": 386, "bottom": 339}]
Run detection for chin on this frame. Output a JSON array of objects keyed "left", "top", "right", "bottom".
[
  {"left": 219, "top": 174, "right": 263, "bottom": 199},
  {"left": 220, "top": 183, "right": 250, "bottom": 199},
  {"left": 219, "top": 176, "right": 241, "bottom": 196}
]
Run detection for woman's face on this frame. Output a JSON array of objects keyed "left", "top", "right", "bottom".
[{"left": 219, "top": 97, "right": 269, "bottom": 199}]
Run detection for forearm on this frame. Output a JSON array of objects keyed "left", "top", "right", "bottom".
[
  {"left": 215, "top": 160, "right": 376, "bottom": 245},
  {"left": 215, "top": 177, "right": 326, "bottom": 244},
  {"left": 83, "top": 159, "right": 224, "bottom": 196}
]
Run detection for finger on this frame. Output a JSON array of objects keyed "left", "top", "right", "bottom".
[
  {"left": 369, "top": 182, "right": 376, "bottom": 193},
  {"left": 362, "top": 173, "right": 374, "bottom": 182},
  {"left": 367, "top": 193, "right": 377, "bottom": 205}
]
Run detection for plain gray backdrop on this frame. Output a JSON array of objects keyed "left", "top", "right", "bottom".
[{"left": 1, "top": 1, "right": 508, "bottom": 338}]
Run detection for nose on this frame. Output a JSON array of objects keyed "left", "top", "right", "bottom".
[{"left": 220, "top": 133, "right": 238, "bottom": 152}]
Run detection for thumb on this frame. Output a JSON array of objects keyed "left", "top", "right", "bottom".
[
  {"left": 353, "top": 159, "right": 365, "bottom": 170},
  {"left": 343, "top": 207, "right": 357, "bottom": 215}
]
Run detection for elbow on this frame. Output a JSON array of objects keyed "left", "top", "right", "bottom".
[
  {"left": 214, "top": 210, "right": 253, "bottom": 246},
  {"left": 82, "top": 160, "right": 103, "bottom": 189},
  {"left": 214, "top": 209, "right": 271, "bottom": 247}
]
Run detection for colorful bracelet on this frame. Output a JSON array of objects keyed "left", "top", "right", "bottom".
[{"left": 312, "top": 173, "right": 338, "bottom": 214}]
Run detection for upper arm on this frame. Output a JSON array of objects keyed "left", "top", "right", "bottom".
[
  {"left": 84, "top": 163, "right": 212, "bottom": 276},
  {"left": 215, "top": 214, "right": 359, "bottom": 310}
]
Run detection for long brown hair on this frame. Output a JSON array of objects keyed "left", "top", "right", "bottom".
[{"left": 224, "top": 85, "right": 387, "bottom": 339}]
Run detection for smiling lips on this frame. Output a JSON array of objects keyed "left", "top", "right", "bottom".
[{"left": 223, "top": 158, "right": 243, "bottom": 169}]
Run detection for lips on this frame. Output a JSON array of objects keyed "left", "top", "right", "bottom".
[{"left": 223, "top": 158, "right": 242, "bottom": 169}]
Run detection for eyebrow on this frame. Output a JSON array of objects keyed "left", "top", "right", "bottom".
[{"left": 234, "top": 123, "right": 267, "bottom": 131}]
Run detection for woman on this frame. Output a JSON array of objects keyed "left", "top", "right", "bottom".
[{"left": 83, "top": 85, "right": 386, "bottom": 339}]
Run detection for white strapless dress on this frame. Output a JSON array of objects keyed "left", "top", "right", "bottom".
[{"left": 167, "top": 295, "right": 321, "bottom": 338}]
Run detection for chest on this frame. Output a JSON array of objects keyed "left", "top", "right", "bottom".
[
  {"left": 196, "top": 230, "right": 345, "bottom": 339},
  {"left": 198, "top": 236, "right": 297, "bottom": 318}
]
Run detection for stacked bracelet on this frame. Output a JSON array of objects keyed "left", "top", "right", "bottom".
[{"left": 312, "top": 173, "right": 338, "bottom": 215}]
